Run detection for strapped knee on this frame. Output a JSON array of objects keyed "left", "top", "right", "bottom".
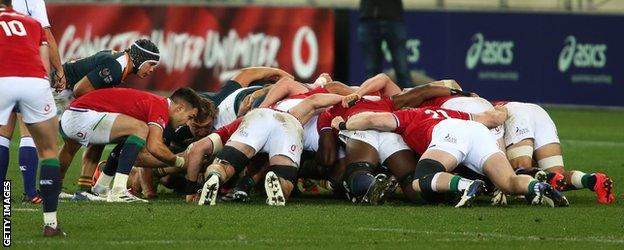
[
  {"left": 413, "top": 159, "right": 446, "bottom": 179},
  {"left": 414, "top": 159, "right": 446, "bottom": 203},
  {"left": 268, "top": 165, "right": 298, "bottom": 184},
  {"left": 506, "top": 145, "right": 533, "bottom": 160},
  {"left": 214, "top": 146, "right": 250, "bottom": 173},
  {"left": 537, "top": 155, "right": 564, "bottom": 170},
  {"left": 343, "top": 161, "right": 375, "bottom": 181}
]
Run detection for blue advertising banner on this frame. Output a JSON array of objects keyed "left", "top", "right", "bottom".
[{"left": 348, "top": 10, "right": 624, "bottom": 106}]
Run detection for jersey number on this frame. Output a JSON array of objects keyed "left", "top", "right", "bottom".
[
  {"left": 425, "top": 109, "right": 451, "bottom": 119},
  {"left": 0, "top": 20, "right": 27, "bottom": 37}
]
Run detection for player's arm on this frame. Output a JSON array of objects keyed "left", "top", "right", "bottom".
[
  {"left": 289, "top": 94, "right": 343, "bottom": 125},
  {"left": 471, "top": 106, "right": 508, "bottom": 129},
  {"left": 185, "top": 133, "right": 223, "bottom": 182},
  {"left": 392, "top": 84, "right": 465, "bottom": 109},
  {"left": 428, "top": 79, "right": 463, "bottom": 90},
  {"left": 341, "top": 73, "right": 401, "bottom": 107},
  {"left": 72, "top": 77, "right": 96, "bottom": 97},
  {"left": 324, "top": 81, "right": 356, "bottom": 96},
  {"left": 232, "top": 67, "right": 293, "bottom": 87},
  {"left": 146, "top": 124, "right": 185, "bottom": 168},
  {"left": 134, "top": 149, "right": 171, "bottom": 169},
  {"left": 238, "top": 85, "right": 273, "bottom": 116},
  {"left": 44, "top": 27, "right": 65, "bottom": 90},
  {"left": 258, "top": 77, "right": 309, "bottom": 108},
  {"left": 334, "top": 111, "right": 397, "bottom": 132},
  {"left": 39, "top": 43, "right": 50, "bottom": 74}
]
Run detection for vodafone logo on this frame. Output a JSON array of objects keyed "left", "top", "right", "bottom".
[{"left": 292, "top": 26, "right": 318, "bottom": 79}]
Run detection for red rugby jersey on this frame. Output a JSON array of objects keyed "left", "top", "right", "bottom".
[
  {"left": 70, "top": 88, "right": 169, "bottom": 129},
  {"left": 393, "top": 108, "right": 471, "bottom": 154},
  {"left": 0, "top": 8, "right": 48, "bottom": 78}
]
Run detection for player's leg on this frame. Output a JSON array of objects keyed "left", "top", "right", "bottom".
[
  {"left": 506, "top": 139, "right": 536, "bottom": 171},
  {"left": 104, "top": 115, "right": 149, "bottom": 202},
  {"left": 71, "top": 145, "right": 106, "bottom": 201},
  {"left": 535, "top": 143, "right": 614, "bottom": 204},
  {"left": 343, "top": 136, "right": 381, "bottom": 203},
  {"left": 26, "top": 117, "right": 65, "bottom": 234},
  {"left": 199, "top": 141, "right": 253, "bottom": 205},
  {"left": 411, "top": 149, "right": 483, "bottom": 207},
  {"left": 14, "top": 76, "right": 64, "bottom": 235},
  {"left": 0, "top": 112, "right": 16, "bottom": 182},
  {"left": 532, "top": 103, "right": 614, "bottom": 204},
  {"left": 265, "top": 155, "right": 298, "bottom": 206},
  {"left": 16, "top": 117, "right": 40, "bottom": 202},
  {"left": 262, "top": 111, "right": 303, "bottom": 206},
  {"left": 222, "top": 153, "right": 269, "bottom": 202},
  {"left": 384, "top": 150, "right": 419, "bottom": 203}
]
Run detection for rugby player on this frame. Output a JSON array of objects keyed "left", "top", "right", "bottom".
[
  {"left": 494, "top": 101, "right": 615, "bottom": 204},
  {"left": 58, "top": 87, "right": 203, "bottom": 202},
  {"left": 193, "top": 93, "right": 345, "bottom": 206},
  {"left": 0, "top": 0, "right": 64, "bottom": 236},
  {"left": 336, "top": 106, "right": 570, "bottom": 207},
  {"left": 0, "top": 0, "right": 65, "bottom": 204}
]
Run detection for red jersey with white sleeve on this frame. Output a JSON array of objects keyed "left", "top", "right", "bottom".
[
  {"left": 214, "top": 117, "right": 242, "bottom": 143},
  {"left": 392, "top": 108, "right": 471, "bottom": 154},
  {"left": 418, "top": 95, "right": 459, "bottom": 109},
  {"left": 0, "top": 8, "right": 48, "bottom": 78},
  {"left": 70, "top": 88, "right": 169, "bottom": 129}
]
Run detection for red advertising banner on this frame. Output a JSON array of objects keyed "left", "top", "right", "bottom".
[{"left": 47, "top": 5, "right": 334, "bottom": 91}]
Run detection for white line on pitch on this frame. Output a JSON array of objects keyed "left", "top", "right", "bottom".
[{"left": 359, "top": 227, "right": 624, "bottom": 244}]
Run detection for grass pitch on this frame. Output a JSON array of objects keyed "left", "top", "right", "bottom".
[{"left": 5, "top": 107, "right": 624, "bottom": 249}]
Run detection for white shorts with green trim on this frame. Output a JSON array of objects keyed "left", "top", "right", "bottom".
[{"left": 60, "top": 108, "right": 118, "bottom": 146}]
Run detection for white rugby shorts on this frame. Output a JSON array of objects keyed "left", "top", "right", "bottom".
[
  {"left": 503, "top": 102, "right": 560, "bottom": 149},
  {"left": 0, "top": 77, "right": 56, "bottom": 125},
  {"left": 441, "top": 96, "right": 504, "bottom": 141},
  {"left": 60, "top": 108, "right": 118, "bottom": 146},
  {"left": 228, "top": 108, "right": 304, "bottom": 165},
  {"left": 339, "top": 130, "right": 410, "bottom": 164},
  {"left": 427, "top": 119, "right": 502, "bottom": 175}
]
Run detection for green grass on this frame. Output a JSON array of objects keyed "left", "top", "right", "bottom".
[{"left": 5, "top": 107, "right": 624, "bottom": 249}]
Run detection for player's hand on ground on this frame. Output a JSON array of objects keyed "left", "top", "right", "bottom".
[
  {"left": 342, "top": 93, "right": 360, "bottom": 108},
  {"left": 185, "top": 194, "right": 199, "bottom": 203},
  {"left": 331, "top": 116, "right": 345, "bottom": 130}
]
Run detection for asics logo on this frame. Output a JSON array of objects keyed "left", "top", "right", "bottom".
[
  {"left": 558, "top": 36, "right": 607, "bottom": 73},
  {"left": 466, "top": 33, "right": 514, "bottom": 70}
]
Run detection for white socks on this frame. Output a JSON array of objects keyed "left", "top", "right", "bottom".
[
  {"left": 112, "top": 173, "right": 129, "bottom": 191},
  {"left": 43, "top": 212, "right": 58, "bottom": 229}
]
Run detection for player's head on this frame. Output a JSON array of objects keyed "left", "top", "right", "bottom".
[
  {"left": 188, "top": 98, "right": 217, "bottom": 138},
  {"left": 0, "top": 0, "right": 12, "bottom": 7},
  {"left": 127, "top": 39, "right": 160, "bottom": 78},
  {"left": 169, "top": 87, "right": 204, "bottom": 128}
]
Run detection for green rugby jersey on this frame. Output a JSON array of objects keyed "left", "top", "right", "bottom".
[{"left": 63, "top": 50, "right": 131, "bottom": 90}]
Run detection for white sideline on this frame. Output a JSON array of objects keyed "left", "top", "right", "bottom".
[{"left": 359, "top": 227, "right": 624, "bottom": 244}]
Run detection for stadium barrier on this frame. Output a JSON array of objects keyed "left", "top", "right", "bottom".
[
  {"left": 47, "top": 4, "right": 334, "bottom": 91},
  {"left": 347, "top": 10, "right": 624, "bottom": 107}
]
